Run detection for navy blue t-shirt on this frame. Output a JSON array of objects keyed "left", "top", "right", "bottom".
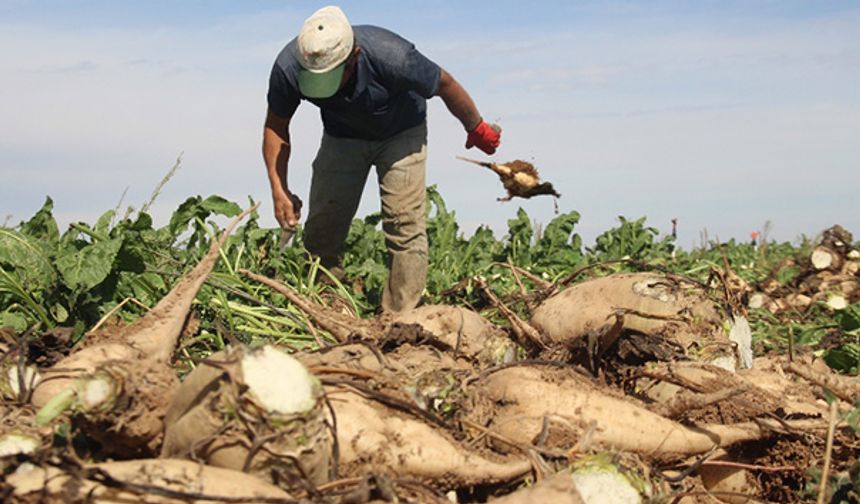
[{"left": 267, "top": 25, "right": 442, "bottom": 141}]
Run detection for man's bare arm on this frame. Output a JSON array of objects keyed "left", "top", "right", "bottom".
[
  {"left": 435, "top": 69, "right": 500, "bottom": 154},
  {"left": 262, "top": 108, "right": 301, "bottom": 227},
  {"left": 435, "top": 68, "right": 482, "bottom": 131}
]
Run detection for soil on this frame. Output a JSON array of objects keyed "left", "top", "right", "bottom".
[
  {"left": 3, "top": 267, "right": 857, "bottom": 503},
  {"left": 78, "top": 358, "right": 179, "bottom": 458}
]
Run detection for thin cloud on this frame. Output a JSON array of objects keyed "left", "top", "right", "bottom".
[
  {"left": 27, "top": 59, "right": 99, "bottom": 74},
  {"left": 0, "top": 3, "right": 858, "bottom": 246}
]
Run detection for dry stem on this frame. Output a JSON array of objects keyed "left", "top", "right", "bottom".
[
  {"left": 785, "top": 361, "right": 860, "bottom": 404},
  {"left": 817, "top": 400, "right": 839, "bottom": 504},
  {"left": 474, "top": 276, "right": 546, "bottom": 349},
  {"left": 655, "top": 385, "right": 750, "bottom": 418},
  {"left": 240, "top": 269, "right": 368, "bottom": 342},
  {"left": 699, "top": 460, "right": 799, "bottom": 473}
]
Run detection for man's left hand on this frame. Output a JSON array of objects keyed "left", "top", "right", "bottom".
[{"left": 466, "top": 120, "right": 501, "bottom": 155}]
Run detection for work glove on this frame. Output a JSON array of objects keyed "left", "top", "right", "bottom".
[{"left": 466, "top": 120, "right": 501, "bottom": 155}]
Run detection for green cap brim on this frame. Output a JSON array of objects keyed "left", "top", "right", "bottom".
[{"left": 298, "top": 63, "right": 346, "bottom": 99}]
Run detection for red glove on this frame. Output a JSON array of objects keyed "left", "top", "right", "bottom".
[{"left": 466, "top": 120, "right": 501, "bottom": 155}]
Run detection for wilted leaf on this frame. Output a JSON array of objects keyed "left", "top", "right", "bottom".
[{"left": 167, "top": 195, "right": 242, "bottom": 248}]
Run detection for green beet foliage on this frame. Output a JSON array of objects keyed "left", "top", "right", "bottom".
[{"left": 1, "top": 188, "right": 857, "bottom": 374}]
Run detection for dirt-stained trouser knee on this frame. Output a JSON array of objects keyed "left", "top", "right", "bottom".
[
  {"left": 303, "top": 123, "right": 428, "bottom": 312},
  {"left": 376, "top": 123, "right": 428, "bottom": 312}
]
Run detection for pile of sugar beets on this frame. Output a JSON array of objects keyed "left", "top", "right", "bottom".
[
  {"left": 745, "top": 225, "right": 860, "bottom": 316},
  {"left": 1, "top": 205, "right": 859, "bottom": 503}
]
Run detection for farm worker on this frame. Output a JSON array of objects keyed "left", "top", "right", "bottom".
[{"left": 263, "top": 5, "right": 500, "bottom": 312}]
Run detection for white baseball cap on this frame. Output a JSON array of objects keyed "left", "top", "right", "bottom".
[{"left": 295, "top": 6, "right": 354, "bottom": 98}]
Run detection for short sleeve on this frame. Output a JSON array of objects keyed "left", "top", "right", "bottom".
[
  {"left": 267, "top": 62, "right": 301, "bottom": 118},
  {"left": 396, "top": 46, "right": 441, "bottom": 99}
]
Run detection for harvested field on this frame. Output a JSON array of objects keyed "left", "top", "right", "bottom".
[{"left": 1, "top": 195, "right": 858, "bottom": 503}]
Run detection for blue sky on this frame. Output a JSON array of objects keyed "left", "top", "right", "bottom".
[{"left": 1, "top": 1, "right": 858, "bottom": 247}]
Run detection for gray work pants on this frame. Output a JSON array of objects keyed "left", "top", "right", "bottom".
[{"left": 303, "top": 122, "right": 428, "bottom": 313}]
